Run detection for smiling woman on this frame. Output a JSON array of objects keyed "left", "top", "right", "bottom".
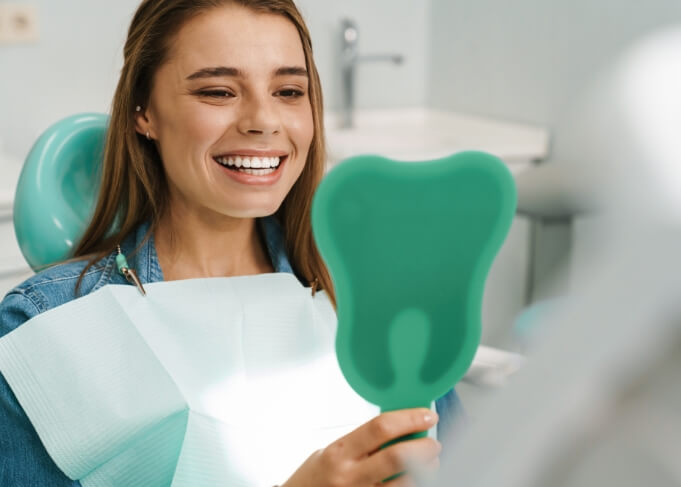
[
  {"left": 0, "top": 1, "right": 457, "bottom": 486},
  {"left": 129, "top": 4, "right": 315, "bottom": 278},
  {"left": 76, "top": 0, "right": 329, "bottom": 286}
]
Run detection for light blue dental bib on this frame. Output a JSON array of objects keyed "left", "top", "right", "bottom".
[{"left": 0, "top": 273, "right": 382, "bottom": 486}]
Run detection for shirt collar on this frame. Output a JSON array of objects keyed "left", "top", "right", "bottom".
[
  {"left": 258, "top": 216, "right": 294, "bottom": 275},
  {"left": 122, "top": 217, "right": 294, "bottom": 284}
]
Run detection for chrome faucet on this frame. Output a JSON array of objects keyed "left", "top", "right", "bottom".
[{"left": 340, "top": 18, "right": 404, "bottom": 129}]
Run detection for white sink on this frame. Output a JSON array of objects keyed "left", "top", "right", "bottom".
[{"left": 324, "top": 108, "right": 550, "bottom": 171}]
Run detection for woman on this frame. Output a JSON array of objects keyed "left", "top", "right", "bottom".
[{"left": 0, "top": 1, "right": 460, "bottom": 485}]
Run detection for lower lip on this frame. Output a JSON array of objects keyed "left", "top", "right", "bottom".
[{"left": 215, "top": 156, "right": 288, "bottom": 186}]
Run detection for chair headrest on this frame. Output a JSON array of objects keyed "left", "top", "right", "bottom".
[{"left": 14, "top": 113, "right": 109, "bottom": 270}]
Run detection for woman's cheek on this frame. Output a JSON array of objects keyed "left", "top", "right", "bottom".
[
  {"left": 186, "top": 107, "right": 230, "bottom": 139},
  {"left": 287, "top": 105, "right": 314, "bottom": 147}
]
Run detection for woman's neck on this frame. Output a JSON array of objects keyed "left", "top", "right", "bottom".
[{"left": 154, "top": 206, "right": 274, "bottom": 281}]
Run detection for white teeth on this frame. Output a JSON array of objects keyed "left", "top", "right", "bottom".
[
  {"left": 217, "top": 155, "right": 282, "bottom": 169},
  {"left": 214, "top": 155, "right": 280, "bottom": 176}
]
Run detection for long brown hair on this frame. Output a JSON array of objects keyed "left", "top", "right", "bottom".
[{"left": 75, "top": 0, "right": 334, "bottom": 305}]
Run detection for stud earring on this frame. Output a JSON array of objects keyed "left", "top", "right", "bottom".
[
  {"left": 146, "top": 131, "right": 151, "bottom": 141},
  {"left": 135, "top": 106, "right": 142, "bottom": 112}
]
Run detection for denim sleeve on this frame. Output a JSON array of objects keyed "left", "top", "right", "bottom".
[{"left": 0, "top": 292, "right": 80, "bottom": 486}]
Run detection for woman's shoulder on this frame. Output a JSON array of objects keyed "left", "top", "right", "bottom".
[
  {"left": 0, "top": 253, "right": 118, "bottom": 338},
  {"left": 13, "top": 254, "right": 117, "bottom": 297}
]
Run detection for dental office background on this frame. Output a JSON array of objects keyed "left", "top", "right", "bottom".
[
  {"left": 3, "top": 0, "right": 680, "bottom": 340},
  {"left": 2, "top": 0, "right": 681, "bottom": 483}
]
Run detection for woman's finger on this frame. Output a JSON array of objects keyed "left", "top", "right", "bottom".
[
  {"left": 338, "top": 409, "right": 438, "bottom": 458},
  {"left": 355, "top": 437, "right": 442, "bottom": 484},
  {"left": 380, "top": 473, "right": 419, "bottom": 487}
]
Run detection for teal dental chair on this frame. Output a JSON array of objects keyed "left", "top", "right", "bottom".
[{"left": 14, "top": 113, "right": 108, "bottom": 270}]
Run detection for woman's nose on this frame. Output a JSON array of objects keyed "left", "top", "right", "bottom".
[{"left": 237, "top": 95, "right": 281, "bottom": 136}]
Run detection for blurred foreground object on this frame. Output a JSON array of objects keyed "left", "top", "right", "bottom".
[{"left": 434, "top": 25, "right": 681, "bottom": 487}]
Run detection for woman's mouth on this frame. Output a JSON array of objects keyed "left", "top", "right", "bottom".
[
  {"left": 213, "top": 153, "right": 289, "bottom": 185},
  {"left": 214, "top": 155, "right": 285, "bottom": 176}
]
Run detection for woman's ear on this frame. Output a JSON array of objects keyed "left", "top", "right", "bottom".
[{"left": 134, "top": 106, "right": 156, "bottom": 140}]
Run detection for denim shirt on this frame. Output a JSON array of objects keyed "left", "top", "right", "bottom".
[{"left": 0, "top": 217, "right": 461, "bottom": 486}]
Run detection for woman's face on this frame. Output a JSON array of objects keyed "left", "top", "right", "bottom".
[{"left": 137, "top": 4, "right": 313, "bottom": 219}]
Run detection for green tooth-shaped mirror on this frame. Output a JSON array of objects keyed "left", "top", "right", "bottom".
[{"left": 311, "top": 151, "right": 516, "bottom": 415}]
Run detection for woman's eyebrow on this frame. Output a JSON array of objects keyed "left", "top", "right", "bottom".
[
  {"left": 186, "top": 66, "right": 308, "bottom": 81},
  {"left": 186, "top": 66, "right": 241, "bottom": 80},
  {"left": 274, "top": 66, "right": 308, "bottom": 77}
]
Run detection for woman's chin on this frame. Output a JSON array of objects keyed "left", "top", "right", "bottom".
[{"left": 215, "top": 200, "right": 283, "bottom": 220}]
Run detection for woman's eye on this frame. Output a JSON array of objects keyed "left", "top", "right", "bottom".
[
  {"left": 198, "top": 90, "right": 234, "bottom": 98},
  {"left": 276, "top": 89, "right": 305, "bottom": 99}
]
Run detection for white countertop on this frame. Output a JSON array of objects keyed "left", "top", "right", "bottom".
[{"left": 325, "top": 108, "right": 550, "bottom": 168}]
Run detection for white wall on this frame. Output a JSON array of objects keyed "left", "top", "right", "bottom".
[
  {"left": 296, "top": 0, "right": 428, "bottom": 112},
  {"left": 0, "top": 0, "right": 427, "bottom": 160},
  {"left": 428, "top": 0, "right": 681, "bottom": 130},
  {"left": 0, "top": 0, "right": 139, "bottom": 159}
]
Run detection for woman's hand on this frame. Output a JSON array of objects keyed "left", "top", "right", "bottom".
[{"left": 281, "top": 408, "right": 441, "bottom": 487}]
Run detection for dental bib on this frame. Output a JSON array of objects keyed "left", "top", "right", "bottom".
[{"left": 0, "top": 273, "right": 380, "bottom": 486}]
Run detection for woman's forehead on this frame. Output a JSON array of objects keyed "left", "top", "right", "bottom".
[{"left": 166, "top": 4, "right": 306, "bottom": 76}]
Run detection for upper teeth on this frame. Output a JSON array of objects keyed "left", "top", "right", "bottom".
[{"left": 216, "top": 156, "right": 281, "bottom": 169}]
